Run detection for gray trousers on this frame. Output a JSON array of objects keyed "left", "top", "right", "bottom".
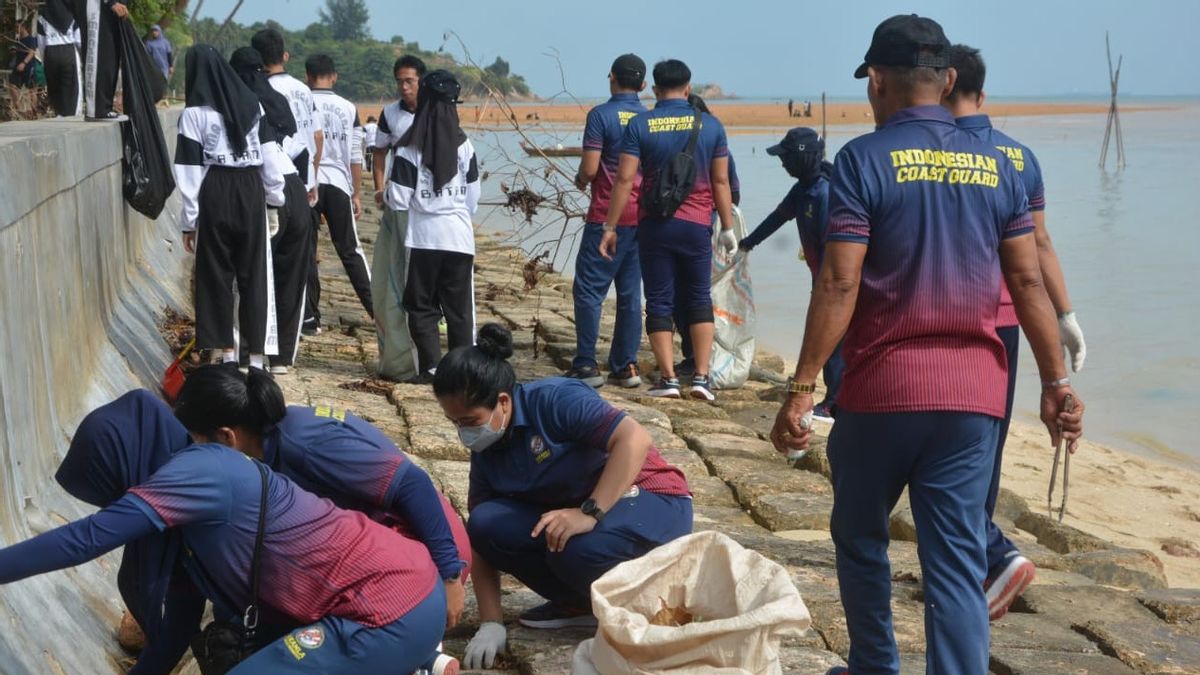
[{"left": 372, "top": 208, "right": 417, "bottom": 380}]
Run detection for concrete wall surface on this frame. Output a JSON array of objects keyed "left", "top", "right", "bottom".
[{"left": 0, "top": 112, "right": 187, "bottom": 674}]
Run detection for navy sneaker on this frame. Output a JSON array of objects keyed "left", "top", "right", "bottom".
[
  {"left": 647, "top": 376, "right": 682, "bottom": 398},
  {"left": 518, "top": 602, "right": 598, "bottom": 629},
  {"left": 564, "top": 365, "right": 604, "bottom": 388},
  {"left": 607, "top": 363, "right": 642, "bottom": 388},
  {"left": 689, "top": 374, "right": 715, "bottom": 401}
]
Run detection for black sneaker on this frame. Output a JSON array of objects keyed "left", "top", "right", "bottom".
[
  {"left": 606, "top": 363, "right": 642, "bottom": 388},
  {"left": 674, "top": 358, "right": 696, "bottom": 379},
  {"left": 404, "top": 372, "right": 435, "bottom": 385},
  {"left": 564, "top": 365, "right": 604, "bottom": 388},
  {"left": 301, "top": 319, "right": 321, "bottom": 336},
  {"left": 689, "top": 374, "right": 715, "bottom": 401},
  {"left": 518, "top": 602, "right": 598, "bottom": 629},
  {"left": 647, "top": 376, "right": 681, "bottom": 398}
]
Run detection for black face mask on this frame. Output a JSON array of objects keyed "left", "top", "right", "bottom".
[{"left": 782, "top": 151, "right": 822, "bottom": 185}]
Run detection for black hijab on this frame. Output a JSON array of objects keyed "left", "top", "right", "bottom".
[
  {"left": 185, "top": 44, "right": 261, "bottom": 156},
  {"left": 55, "top": 390, "right": 192, "bottom": 646},
  {"left": 229, "top": 46, "right": 297, "bottom": 141},
  {"left": 400, "top": 70, "right": 466, "bottom": 191},
  {"left": 42, "top": 0, "right": 75, "bottom": 34}
]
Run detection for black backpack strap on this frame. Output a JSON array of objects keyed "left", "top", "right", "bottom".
[
  {"left": 244, "top": 461, "right": 269, "bottom": 637},
  {"left": 684, "top": 106, "right": 703, "bottom": 157}
]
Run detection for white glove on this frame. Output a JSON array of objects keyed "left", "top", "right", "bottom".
[
  {"left": 1058, "top": 311, "right": 1086, "bottom": 372},
  {"left": 266, "top": 208, "right": 281, "bottom": 238},
  {"left": 717, "top": 228, "right": 738, "bottom": 256},
  {"left": 464, "top": 621, "right": 506, "bottom": 669}
]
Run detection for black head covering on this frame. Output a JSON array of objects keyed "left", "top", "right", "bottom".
[
  {"left": 185, "top": 44, "right": 261, "bottom": 156},
  {"left": 400, "top": 70, "right": 466, "bottom": 192},
  {"left": 687, "top": 93, "right": 710, "bottom": 114},
  {"left": 42, "top": 0, "right": 75, "bottom": 34},
  {"left": 55, "top": 390, "right": 191, "bottom": 646},
  {"left": 229, "top": 47, "right": 297, "bottom": 141}
]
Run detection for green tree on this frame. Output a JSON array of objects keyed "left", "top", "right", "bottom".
[
  {"left": 318, "top": 0, "right": 370, "bottom": 41},
  {"left": 485, "top": 56, "right": 510, "bottom": 79}
]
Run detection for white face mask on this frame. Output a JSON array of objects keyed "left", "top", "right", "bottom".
[{"left": 457, "top": 406, "right": 506, "bottom": 453}]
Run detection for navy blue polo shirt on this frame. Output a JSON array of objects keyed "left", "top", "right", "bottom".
[
  {"left": 583, "top": 92, "right": 647, "bottom": 226},
  {"left": 825, "top": 105, "right": 1033, "bottom": 418},
  {"left": 621, "top": 98, "right": 729, "bottom": 226},
  {"left": 467, "top": 378, "right": 690, "bottom": 510}
]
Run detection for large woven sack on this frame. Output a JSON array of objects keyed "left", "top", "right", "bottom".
[
  {"left": 709, "top": 206, "right": 756, "bottom": 390},
  {"left": 576, "top": 531, "right": 809, "bottom": 675}
]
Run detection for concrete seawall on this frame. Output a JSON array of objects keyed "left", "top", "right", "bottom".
[{"left": 0, "top": 113, "right": 186, "bottom": 673}]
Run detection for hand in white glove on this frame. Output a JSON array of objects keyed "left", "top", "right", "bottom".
[
  {"left": 717, "top": 228, "right": 738, "bottom": 256},
  {"left": 1058, "top": 311, "right": 1086, "bottom": 372},
  {"left": 464, "top": 621, "right": 506, "bottom": 669},
  {"left": 266, "top": 208, "right": 281, "bottom": 238}
]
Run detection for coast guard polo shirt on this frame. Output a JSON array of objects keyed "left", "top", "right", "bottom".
[
  {"left": 826, "top": 105, "right": 1034, "bottom": 419},
  {"left": 467, "top": 378, "right": 690, "bottom": 511},
  {"left": 620, "top": 98, "right": 730, "bottom": 226},
  {"left": 958, "top": 114, "right": 1047, "bottom": 328},
  {"left": 583, "top": 92, "right": 647, "bottom": 226}
]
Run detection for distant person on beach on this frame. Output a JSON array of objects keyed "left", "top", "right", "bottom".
[
  {"left": 37, "top": 1, "right": 82, "bottom": 117},
  {"left": 769, "top": 15, "right": 1084, "bottom": 675},
  {"left": 371, "top": 54, "right": 426, "bottom": 382},
  {"left": 230, "top": 46, "right": 313, "bottom": 375},
  {"left": 252, "top": 28, "right": 325, "bottom": 334},
  {"left": 788, "top": 98, "right": 794, "bottom": 116},
  {"left": 79, "top": 0, "right": 128, "bottom": 120},
  {"left": 431, "top": 324, "right": 692, "bottom": 669},
  {"left": 737, "top": 127, "right": 843, "bottom": 421},
  {"left": 175, "top": 45, "right": 286, "bottom": 370},
  {"left": 944, "top": 43, "right": 1088, "bottom": 622},
  {"left": 362, "top": 115, "right": 378, "bottom": 170},
  {"left": 308, "top": 54, "right": 374, "bottom": 322},
  {"left": 143, "top": 24, "right": 172, "bottom": 80},
  {"left": 563, "top": 53, "right": 648, "bottom": 390},
  {"left": 385, "top": 70, "right": 481, "bottom": 383},
  {"left": 0, "top": 390, "right": 447, "bottom": 674},
  {"left": 602, "top": 59, "right": 738, "bottom": 401}
]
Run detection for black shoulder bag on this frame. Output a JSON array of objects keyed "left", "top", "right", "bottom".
[
  {"left": 191, "top": 461, "right": 269, "bottom": 675},
  {"left": 639, "top": 106, "right": 704, "bottom": 220}
]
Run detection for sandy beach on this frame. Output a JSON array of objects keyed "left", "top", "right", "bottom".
[{"left": 358, "top": 100, "right": 1161, "bottom": 131}]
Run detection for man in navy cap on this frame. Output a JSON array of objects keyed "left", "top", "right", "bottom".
[
  {"left": 770, "top": 15, "right": 1085, "bottom": 674},
  {"left": 564, "top": 54, "right": 648, "bottom": 390},
  {"left": 944, "top": 43, "right": 1087, "bottom": 622},
  {"left": 738, "top": 127, "right": 842, "bottom": 420}
]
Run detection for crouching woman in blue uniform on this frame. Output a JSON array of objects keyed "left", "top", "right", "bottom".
[
  {"left": 0, "top": 390, "right": 446, "bottom": 675},
  {"left": 436, "top": 324, "right": 694, "bottom": 670}
]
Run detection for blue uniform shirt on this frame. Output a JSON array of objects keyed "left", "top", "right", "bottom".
[
  {"left": 825, "top": 104, "right": 1033, "bottom": 418},
  {"left": 468, "top": 378, "right": 626, "bottom": 510},
  {"left": 583, "top": 92, "right": 647, "bottom": 226},
  {"left": 621, "top": 98, "right": 730, "bottom": 226}
]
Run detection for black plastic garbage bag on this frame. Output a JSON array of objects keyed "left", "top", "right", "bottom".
[{"left": 118, "top": 18, "right": 174, "bottom": 219}]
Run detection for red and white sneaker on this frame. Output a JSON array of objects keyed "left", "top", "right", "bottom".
[
  {"left": 431, "top": 652, "right": 460, "bottom": 675},
  {"left": 985, "top": 554, "right": 1036, "bottom": 621}
]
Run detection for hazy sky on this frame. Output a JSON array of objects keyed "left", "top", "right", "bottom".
[{"left": 198, "top": 0, "right": 1198, "bottom": 99}]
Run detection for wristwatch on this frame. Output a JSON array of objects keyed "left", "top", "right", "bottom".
[
  {"left": 786, "top": 377, "right": 817, "bottom": 395},
  {"left": 581, "top": 498, "right": 606, "bottom": 523}
]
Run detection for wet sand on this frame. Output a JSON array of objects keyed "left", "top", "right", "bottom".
[{"left": 358, "top": 100, "right": 1159, "bottom": 131}]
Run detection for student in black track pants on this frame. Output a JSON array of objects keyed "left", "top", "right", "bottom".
[
  {"left": 175, "top": 45, "right": 286, "bottom": 369},
  {"left": 307, "top": 54, "right": 374, "bottom": 320},
  {"left": 37, "top": 0, "right": 82, "bottom": 117},
  {"left": 385, "top": 70, "right": 480, "bottom": 383},
  {"left": 230, "top": 47, "right": 316, "bottom": 375},
  {"left": 77, "top": 0, "right": 127, "bottom": 120}
]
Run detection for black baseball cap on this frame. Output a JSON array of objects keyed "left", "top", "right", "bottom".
[
  {"left": 610, "top": 53, "right": 646, "bottom": 82},
  {"left": 422, "top": 70, "right": 461, "bottom": 103},
  {"left": 854, "top": 14, "right": 951, "bottom": 79},
  {"left": 766, "top": 127, "right": 824, "bottom": 156}
]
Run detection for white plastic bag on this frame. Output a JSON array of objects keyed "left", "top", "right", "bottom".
[
  {"left": 709, "top": 206, "right": 756, "bottom": 389},
  {"left": 574, "top": 531, "right": 810, "bottom": 675}
]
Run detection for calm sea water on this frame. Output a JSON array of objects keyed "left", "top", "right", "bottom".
[{"left": 474, "top": 105, "right": 1200, "bottom": 467}]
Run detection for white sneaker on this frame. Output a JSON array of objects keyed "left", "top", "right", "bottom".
[
  {"left": 985, "top": 554, "right": 1036, "bottom": 621},
  {"left": 269, "top": 365, "right": 289, "bottom": 375}
]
